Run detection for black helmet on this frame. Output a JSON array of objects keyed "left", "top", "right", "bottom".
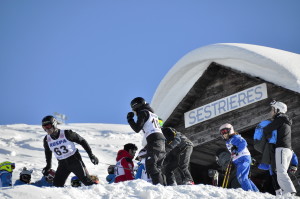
[
  {"left": 107, "top": 165, "right": 115, "bottom": 174},
  {"left": 130, "top": 97, "right": 146, "bottom": 111},
  {"left": 162, "top": 127, "right": 177, "bottom": 141},
  {"left": 42, "top": 115, "right": 58, "bottom": 129}
]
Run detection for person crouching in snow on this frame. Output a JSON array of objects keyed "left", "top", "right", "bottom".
[
  {"left": 33, "top": 169, "right": 55, "bottom": 187},
  {"left": 0, "top": 161, "right": 15, "bottom": 188},
  {"left": 219, "top": 123, "right": 259, "bottom": 192},
  {"left": 135, "top": 148, "right": 152, "bottom": 183},
  {"left": 114, "top": 143, "right": 137, "bottom": 183},
  {"left": 162, "top": 127, "right": 194, "bottom": 185},
  {"left": 106, "top": 165, "right": 116, "bottom": 184},
  {"left": 14, "top": 167, "right": 33, "bottom": 186}
]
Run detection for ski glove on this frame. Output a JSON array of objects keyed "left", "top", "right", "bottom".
[
  {"left": 89, "top": 154, "right": 99, "bottom": 165},
  {"left": 127, "top": 112, "right": 134, "bottom": 121},
  {"left": 288, "top": 165, "right": 297, "bottom": 174},
  {"left": 42, "top": 165, "right": 51, "bottom": 176}
]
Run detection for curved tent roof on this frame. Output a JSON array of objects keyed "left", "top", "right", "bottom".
[{"left": 151, "top": 43, "right": 300, "bottom": 121}]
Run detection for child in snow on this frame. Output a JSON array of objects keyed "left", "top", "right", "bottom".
[
  {"left": 219, "top": 123, "right": 258, "bottom": 192},
  {"left": 135, "top": 148, "right": 152, "bottom": 183},
  {"left": 33, "top": 169, "right": 55, "bottom": 187},
  {"left": 71, "top": 176, "right": 82, "bottom": 187},
  {"left": 71, "top": 175, "right": 99, "bottom": 187},
  {"left": 114, "top": 143, "right": 137, "bottom": 183},
  {"left": 0, "top": 161, "right": 15, "bottom": 188},
  {"left": 106, "top": 165, "right": 116, "bottom": 184},
  {"left": 14, "top": 167, "right": 33, "bottom": 186}
]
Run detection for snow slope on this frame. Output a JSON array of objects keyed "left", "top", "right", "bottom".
[
  {"left": 0, "top": 123, "right": 283, "bottom": 199},
  {"left": 151, "top": 43, "right": 300, "bottom": 121}
]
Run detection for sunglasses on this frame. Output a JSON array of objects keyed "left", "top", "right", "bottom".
[
  {"left": 42, "top": 124, "right": 53, "bottom": 129},
  {"left": 11, "top": 163, "right": 15, "bottom": 170},
  {"left": 220, "top": 128, "right": 231, "bottom": 135}
]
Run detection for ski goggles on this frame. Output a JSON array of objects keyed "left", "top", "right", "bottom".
[
  {"left": 21, "top": 174, "right": 31, "bottom": 183},
  {"left": 220, "top": 128, "right": 231, "bottom": 135},
  {"left": 42, "top": 124, "right": 53, "bottom": 129},
  {"left": 46, "top": 174, "right": 54, "bottom": 182},
  {"left": 71, "top": 180, "right": 81, "bottom": 187}
]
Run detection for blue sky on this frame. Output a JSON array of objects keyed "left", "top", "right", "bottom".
[{"left": 1, "top": 0, "right": 300, "bottom": 125}]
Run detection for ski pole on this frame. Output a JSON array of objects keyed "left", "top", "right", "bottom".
[
  {"left": 224, "top": 160, "right": 232, "bottom": 188},
  {"left": 222, "top": 159, "right": 232, "bottom": 188}
]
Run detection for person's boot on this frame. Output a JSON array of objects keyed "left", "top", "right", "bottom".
[{"left": 151, "top": 173, "right": 164, "bottom": 185}]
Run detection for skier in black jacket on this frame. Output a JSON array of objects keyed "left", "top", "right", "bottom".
[
  {"left": 162, "top": 127, "right": 194, "bottom": 185},
  {"left": 41, "top": 115, "right": 99, "bottom": 187},
  {"left": 127, "top": 97, "right": 166, "bottom": 185},
  {"left": 263, "top": 101, "right": 296, "bottom": 196}
]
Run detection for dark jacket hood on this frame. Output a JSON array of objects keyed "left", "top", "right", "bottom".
[
  {"left": 276, "top": 113, "right": 292, "bottom": 126},
  {"left": 116, "top": 150, "right": 133, "bottom": 161}
]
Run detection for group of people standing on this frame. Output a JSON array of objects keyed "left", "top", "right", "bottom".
[
  {"left": 123, "top": 97, "right": 195, "bottom": 185},
  {"left": 218, "top": 100, "right": 297, "bottom": 197},
  {"left": 1, "top": 97, "right": 297, "bottom": 197}
]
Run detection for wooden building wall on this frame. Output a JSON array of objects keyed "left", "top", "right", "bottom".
[{"left": 163, "top": 62, "right": 300, "bottom": 172}]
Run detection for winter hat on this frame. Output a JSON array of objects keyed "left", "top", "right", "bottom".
[
  {"left": 162, "top": 127, "right": 177, "bottom": 141},
  {"left": 107, "top": 165, "right": 115, "bottom": 174},
  {"left": 20, "top": 167, "right": 33, "bottom": 176}
]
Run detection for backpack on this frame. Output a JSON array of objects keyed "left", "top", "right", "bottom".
[{"left": 253, "top": 120, "right": 277, "bottom": 153}]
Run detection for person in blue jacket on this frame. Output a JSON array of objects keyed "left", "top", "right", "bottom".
[
  {"left": 135, "top": 148, "right": 152, "bottom": 183},
  {"left": 106, "top": 165, "right": 116, "bottom": 184},
  {"left": 33, "top": 169, "right": 55, "bottom": 187},
  {"left": 0, "top": 161, "right": 15, "bottom": 188},
  {"left": 220, "top": 123, "right": 259, "bottom": 192},
  {"left": 14, "top": 167, "right": 33, "bottom": 186}
]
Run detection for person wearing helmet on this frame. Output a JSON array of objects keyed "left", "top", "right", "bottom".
[
  {"left": 71, "top": 176, "right": 82, "bottom": 187},
  {"left": 0, "top": 161, "right": 15, "bottom": 187},
  {"left": 33, "top": 169, "right": 55, "bottom": 187},
  {"left": 135, "top": 148, "right": 152, "bottom": 183},
  {"left": 114, "top": 143, "right": 137, "bottom": 183},
  {"left": 162, "top": 127, "right": 194, "bottom": 185},
  {"left": 41, "top": 115, "right": 99, "bottom": 187},
  {"left": 14, "top": 167, "right": 33, "bottom": 186},
  {"left": 127, "top": 97, "right": 166, "bottom": 185},
  {"left": 262, "top": 100, "right": 296, "bottom": 196},
  {"left": 106, "top": 165, "right": 116, "bottom": 184},
  {"left": 219, "top": 123, "right": 258, "bottom": 192}
]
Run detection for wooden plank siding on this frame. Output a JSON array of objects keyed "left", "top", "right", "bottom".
[{"left": 162, "top": 62, "right": 300, "bottom": 175}]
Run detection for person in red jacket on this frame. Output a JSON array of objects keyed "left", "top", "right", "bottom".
[{"left": 114, "top": 143, "right": 138, "bottom": 183}]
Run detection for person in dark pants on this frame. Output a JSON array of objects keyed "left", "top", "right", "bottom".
[
  {"left": 162, "top": 127, "right": 194, "bottom": 185},
  {"left": 127, "top": 97, "right": 166, "bottom": 185},
  {"left": 41, "top": 115, "right": 99, "bottom": 187}
]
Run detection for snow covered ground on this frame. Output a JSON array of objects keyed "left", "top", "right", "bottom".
[{"left": 0, "top": 123, "right": 293, "bottom": 198}]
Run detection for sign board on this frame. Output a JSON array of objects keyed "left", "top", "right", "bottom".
[{"left": 184, "top": 83, "right": 268, "bottom": 128}]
